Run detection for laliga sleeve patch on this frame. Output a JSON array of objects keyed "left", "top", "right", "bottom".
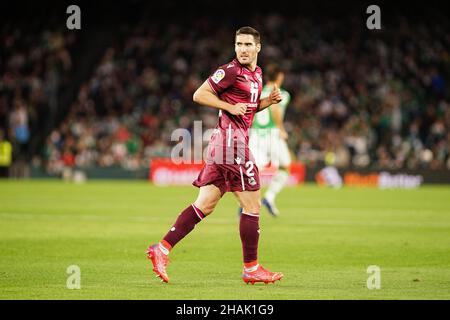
[{"left": 211, "top": 69, "right": 225, "bottom": 84}]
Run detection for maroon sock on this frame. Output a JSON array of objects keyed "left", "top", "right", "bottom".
[
  {"left": 239, "top": 213, "right": 260, "bottom": 263},
  {"left": 162, "top": 204, "right": 205, "bottom": 248}
]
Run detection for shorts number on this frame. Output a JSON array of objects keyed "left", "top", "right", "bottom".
[{"left": 245, "top": 161, "right": 254, "bottom": 177}]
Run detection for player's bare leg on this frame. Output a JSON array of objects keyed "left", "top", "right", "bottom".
[
  {"left": 234, "top": 190, "right": 284, "bottom": 284},
  {"left": 147, "top": 185, "right": 222, "bottom": 283},
  {"left": 193, "top": 184, "right": 223, "bottom": 217}
]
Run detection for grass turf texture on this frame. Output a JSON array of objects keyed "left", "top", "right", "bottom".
[{"left": 0, "top": 180, "right": 449, "bottom": 300}]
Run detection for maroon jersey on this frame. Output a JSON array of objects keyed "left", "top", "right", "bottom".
[
  {"left": 193, "top": 59, "right": 263, "bottom": 194},
  {"left": 207, "top": 59, "right": 263, "bottom": 150}
]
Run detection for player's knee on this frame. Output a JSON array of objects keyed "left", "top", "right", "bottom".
[
  {"left": 193, "top": 199, "right": 217, "bottom": 216},
  {"left": 255, "top": 200, "right": 261, "bottom": 212},
  {"left": 243, "top": 199, "right": 261, "bottom": 214}
]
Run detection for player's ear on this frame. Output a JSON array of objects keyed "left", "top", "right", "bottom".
[{"left": 256, "top": 43, "right": 261, "bottom": 53}]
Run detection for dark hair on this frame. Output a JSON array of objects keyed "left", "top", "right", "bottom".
[
  {"left": 235, "top": 26, "right": 261, "bottom": 44},
  {"left": 265, "top": 63, "right": 283, "bottom": 82}
]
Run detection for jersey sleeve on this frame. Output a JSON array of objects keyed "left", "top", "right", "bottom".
[{"left": 207, "top": 65, "right": 238, "bottom": 94}]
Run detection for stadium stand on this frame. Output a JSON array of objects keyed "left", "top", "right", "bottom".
[{"left": 1, "top": 1, "right": 448, "bottom": 177}]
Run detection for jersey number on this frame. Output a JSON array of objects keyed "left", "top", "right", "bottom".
[{"left": 250, "top": 82, "right": 258, "bottom": 103}]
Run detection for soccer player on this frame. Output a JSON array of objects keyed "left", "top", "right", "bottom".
[
  {"left": 315, "top": 165, "right": 343, "bottom": 189},
  {"left": 147, "top": 27, "right": 284, "bottom": 284},
  {"left": 250, "top": 64, "right": 292, "bottom": 216}
]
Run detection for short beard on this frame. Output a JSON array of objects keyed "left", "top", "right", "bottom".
[{"left": 238, "top": 58, "right": 251, "bottom": 66}]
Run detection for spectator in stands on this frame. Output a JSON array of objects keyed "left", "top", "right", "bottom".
[{"left": 0, "top": 128, "right": 12, "bottom": 178}]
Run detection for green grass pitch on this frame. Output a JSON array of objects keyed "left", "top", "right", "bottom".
[{"left": 0, "top": 180, "right": 449, "bottom": 299}]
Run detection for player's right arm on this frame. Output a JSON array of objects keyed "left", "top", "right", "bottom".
[
  {"left": 257, "top": 84, "right": 283, "bottom": 112},
  {"left": 193, "top": 81, "right": 246, "bottom": 116}
]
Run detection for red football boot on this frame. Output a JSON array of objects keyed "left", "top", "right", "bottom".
[
  {"left": 146, "top": 244, "right": 170, "bottom": 283},
  {"left": 242, "top": 264, "right": 283, "bottom": 285}
]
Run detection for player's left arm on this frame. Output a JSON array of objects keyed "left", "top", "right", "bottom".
[{"left": 257, "top": 84, "right": 283, "bottom": 112}]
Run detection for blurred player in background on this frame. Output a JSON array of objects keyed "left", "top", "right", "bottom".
[
  {"left": 315, "top": 166, "right": 343, "bottom": 188},
  {"left": 250, "top": 64, "right": 291, "bottom": 216},
  {"left": 147, "top": 27, "right": 284, "bottom": 284}
]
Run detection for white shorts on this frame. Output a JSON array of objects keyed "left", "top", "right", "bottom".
[{"left": 249, "top": 129, "right": 291, "bottom": 169}]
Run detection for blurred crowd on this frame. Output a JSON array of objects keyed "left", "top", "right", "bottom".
[
  {"left": 280, "top": 16, "right": 450, "bottom": 170},
  {"left": 1, "top": 13, "right": 449, "bottom": 175},
  {"left": 0, "top": 26, "right": 77, "bottom": 176}
]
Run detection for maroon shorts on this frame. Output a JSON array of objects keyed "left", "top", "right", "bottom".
[
  {"left": 192, "top": 145, "right": 260, "bottom": 195},
  {"left": 193, "top": 162, "right": 260, "bottom": 195}
]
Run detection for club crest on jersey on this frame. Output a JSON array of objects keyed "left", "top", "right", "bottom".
[
  {"left": 212, "top": 69, "right": 225, "bottom": 84},
  {"left": 248, "top": 177, "right": 257, "bottom": 186},
  {"left": 256, "top": 73, "right": 262, "bottom": 82}
]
